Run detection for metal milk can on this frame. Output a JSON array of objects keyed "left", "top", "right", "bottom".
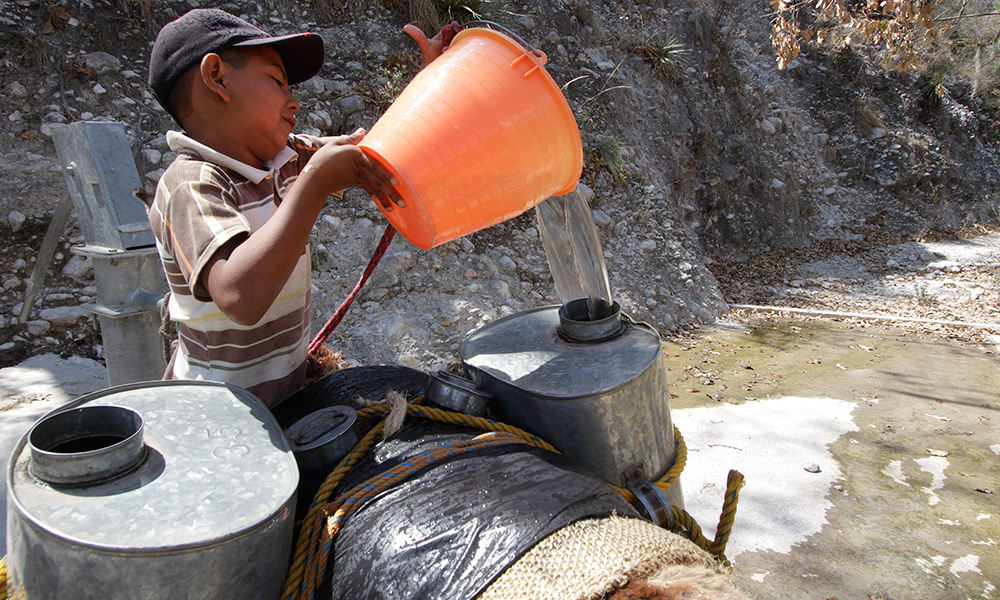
[
  {"left": 6, "top": 380, "right": 298, "bottom": 600},
  {"left": 460, "top": 299, "right": 683, "bottom": 508}
]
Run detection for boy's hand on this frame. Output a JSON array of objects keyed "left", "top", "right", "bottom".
[
  {"left": 404, "top": 24, "right": 446, "bottom": 68},
  {"left": 302, "top": 129, "right": 405, "bottom": 211}
]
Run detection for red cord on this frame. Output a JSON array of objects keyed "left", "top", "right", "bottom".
[
  {"left": 441, "top": 21, "right": 462, "bottom": 46},
  {"left": 308, "top": 224, "right": 397, "bottom": 355}
]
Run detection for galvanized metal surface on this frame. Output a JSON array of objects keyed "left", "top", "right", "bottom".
[
  {"left": 425, "top": 370, "right": 493, "bottom": 417},
  {"left": 6, "top": 380, "right": 298, "bottom": 600},
  {"left": 286, "top": 405, "right": 358, "bottom": 472},
  {"left": 71, "top": 245, "right": 168, "bottom": 385},
  {"left": 18, "top": 191, "right": 74, "bottom": 324},
  {"left": 27, "top": 404, "right": 145, "bottom": 486},
  {"left": 51, "top": 121, "right": 154, "bottom": 250},
  {"left": 461, "top": 305, "right": 682, "bottom": 507}
]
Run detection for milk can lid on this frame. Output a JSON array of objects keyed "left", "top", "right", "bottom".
[
  {"left": 460, "top": 305, "right": 661, "bottom": 397},
  {"left": 8, "top": 381, "right": 298, "bottom": 551}
]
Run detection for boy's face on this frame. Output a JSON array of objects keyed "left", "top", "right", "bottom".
[{"left": 224, "top": 46, "right": 300, "bottom": 167}]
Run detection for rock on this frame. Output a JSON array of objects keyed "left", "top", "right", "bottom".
[
  {"left": 516, "top": 16, "right": 536, "bottom": 30},
  {"left": 8, "top": 210, "right": 26, "bottom": 233},
  {"left": 84, "top": 51, "right": 122, "bottom": 74},
  {"left": 61, "top": 255, "right": 93, "bottom": 282},
  {"left": 308, "top": 109, "right": 333, "bottom": 130},
  {"left": 771, "top": 179, "right": 785, "bottom": 189},
  {"left": 498, "top": 256, "right": 517, "bottom": 270},
  {"left": 869, "top": 127, "right": 887, "bottom": 140},
  {"left": 381, "top": 314, "right": 407, "bottom": 341},
  {"left": 141, "top": 148, "right": 162, "bottom": 165},
  {"left": 337, "top": 95, "right": 365, "bottom": 116},
  {"left": 804, "top": 463, "right": 822, "bottom": 473},
  {"left": 93, "top": 83, "right": 107, "bottom": 95},
  {"left": 640, "top": 240, "right": 657, "bottom": 253},
  {"left": 5, "top": 81, "right": 28, "bottom": 98},
  {"left": 721, "top": 164, "right": 740, "bottom": 182},
  {"left": 26, "top": 320, "right": 51, "bottom": 336},
  {"left": 12, "top": 258, "right": 26, "bottom": 272},
  {"left": 470, "top": 280, "right": 511, "bottom": 300},
  {"left": 592, "top": 209, "right": 612, "bottom": 227},
  {"left": 38, "top": 306, "right": 90, "bottom": 327}
]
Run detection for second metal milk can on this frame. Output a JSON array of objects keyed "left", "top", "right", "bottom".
[{"left": 460, "top": 299, "right": 683, "bottom": 508}]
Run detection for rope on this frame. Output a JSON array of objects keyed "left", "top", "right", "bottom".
[
  {"left": 282, "top": 398, "right": 744, "bottom": 600},
  {"left": 298, "top": 433, "right": 533, "bottom": 600},
  {"left": 308, "top": 224, "right": 396, "bottom": 355},
  {"left": 1, "top": 556, "right": 6, "bottom": 598},
  {"left": 710, "top": 470, "right": 746, "bottom": 563}
]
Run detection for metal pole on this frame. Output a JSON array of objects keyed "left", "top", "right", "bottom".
[{"left": 18, "top": 190, "right": 74, "bottom": 323}]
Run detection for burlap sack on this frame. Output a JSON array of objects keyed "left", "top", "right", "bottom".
[{"left": 478, "top": 515, "right": 728, "bottom": 600}]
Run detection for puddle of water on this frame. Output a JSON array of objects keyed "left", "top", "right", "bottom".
[{"left": 536, "top": 188, "right": 613, "bottom": 320}]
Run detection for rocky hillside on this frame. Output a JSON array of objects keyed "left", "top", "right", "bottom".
[{"left": 1, "top": 0, "right": 998, "bottom": 371}]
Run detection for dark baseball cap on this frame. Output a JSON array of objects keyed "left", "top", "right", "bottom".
[{"left": 149, "top": 8, "right": 324, "bottom": 114}]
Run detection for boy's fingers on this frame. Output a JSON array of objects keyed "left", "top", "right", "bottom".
[
  {"left": 403, "top": 24, "right": 444, "bottom": 67},
  {"left": 403, "top": 24, "right": 429, "bottom": 51},
  {"left": 354, "top": 151, "right": 398, "bottom": 187},
  {"left": 339, "top": 128, "right": 365, "bottom": 145},
  {"left": 367, "top": 173, "right": 405, "bottom": 208}
]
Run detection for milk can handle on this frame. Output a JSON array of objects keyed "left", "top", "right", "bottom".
[{"left": 464, "top": 20, "right": 542, "bottom": 58}]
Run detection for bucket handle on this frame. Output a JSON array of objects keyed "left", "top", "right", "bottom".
[{"left": 463, "top": 20, "right": 542, "bottom": 58}]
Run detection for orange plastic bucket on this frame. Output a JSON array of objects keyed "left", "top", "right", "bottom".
[{"left": 359, "top": 27, "right": 583, "bottom": 250}]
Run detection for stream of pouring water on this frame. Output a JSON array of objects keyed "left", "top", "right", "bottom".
[{"left": 535, "top": 187, "right": 614, "bottom": 320}]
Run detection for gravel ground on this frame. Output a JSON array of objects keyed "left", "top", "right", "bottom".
[{"left": 708, "top": 227, "right": 1000, "bottom": 352}]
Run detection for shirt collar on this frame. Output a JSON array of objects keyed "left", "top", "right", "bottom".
[{"left": 166, "top": 131, "right": 297, "bottom": 185}]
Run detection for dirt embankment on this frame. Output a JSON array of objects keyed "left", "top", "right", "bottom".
[{"left": 2, "top": 0, "right": 1000, "bottom": 371}]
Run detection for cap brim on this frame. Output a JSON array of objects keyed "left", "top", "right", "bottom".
[{"left": 234, "top": 32, "right": 324, "bottom": 85}]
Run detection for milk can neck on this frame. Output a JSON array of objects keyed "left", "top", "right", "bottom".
[{"left": 557, "top": 298, "right": 625, "bottom": 342}]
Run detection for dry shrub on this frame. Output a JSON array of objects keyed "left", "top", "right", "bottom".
[{"left": 853, "top": 95, "right": 886, "bottom": 135}]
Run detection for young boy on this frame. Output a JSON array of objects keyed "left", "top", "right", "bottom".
[{"left": 146, "top": 9, "right": 441, "bottom": 406}]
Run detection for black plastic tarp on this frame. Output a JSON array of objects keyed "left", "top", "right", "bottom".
[
  {"left": 275, "top": 366, "right": 639, "bottom": 600},
  {"left": 323, "top": 421, "right": 638, "bottom": 600}
]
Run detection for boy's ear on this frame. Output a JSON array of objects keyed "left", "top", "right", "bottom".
[{"left": 199, "top": 53, "right": 232, "bottom": 103}]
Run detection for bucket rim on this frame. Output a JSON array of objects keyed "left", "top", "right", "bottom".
[
  {"left": 359, "top": 144, "right": 436, "bottom": 250},
  {"left": 449, "top": 27, "right": 583, "bottom": 192}
]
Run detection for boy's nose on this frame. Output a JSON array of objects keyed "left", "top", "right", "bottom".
[{"left": 287, "top": 93, "right": 300, "bottom": 114}]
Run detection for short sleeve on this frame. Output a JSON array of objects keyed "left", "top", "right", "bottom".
[{"left": 150, "top": 157, "right": 252, "bottom": 301}]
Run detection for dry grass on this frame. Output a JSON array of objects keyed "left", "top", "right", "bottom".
[
  {"left": 852, "top": 95, "right": 885, "bottom": 137},
  {"left": 408, "top": 0, "right": 441, "bottom": 34}
]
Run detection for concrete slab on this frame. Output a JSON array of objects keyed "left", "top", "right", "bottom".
[
  {"left": 1, "top": 353, "right": 107, "bottom": 555},
  {"left": 668, "top": 318, "right": 999, "bottom": 600}
]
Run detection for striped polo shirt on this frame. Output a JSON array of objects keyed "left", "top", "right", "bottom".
[{"left": 148, "top": 131, "right": 323, "bottom": 407}]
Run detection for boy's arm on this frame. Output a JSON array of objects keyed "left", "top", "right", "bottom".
[
  {"left": 204, "top": 28, "right": 441, "bottom": 326},
  {"left": 203, "top": 132, "right": 401, "bottom": 325}
]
